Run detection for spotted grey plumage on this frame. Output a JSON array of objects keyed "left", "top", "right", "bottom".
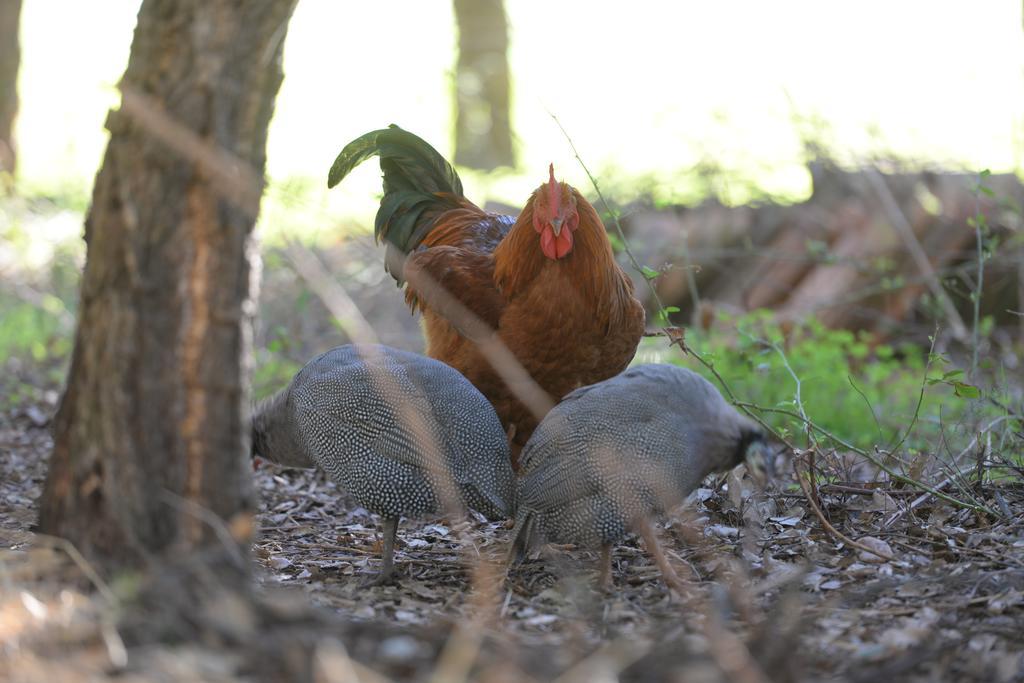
[
  {"left": 252, "top": 344, "right": 515, "bottom": 583},
  {"left": 510, "top": 363, "right": 768, "bottom": 591}
]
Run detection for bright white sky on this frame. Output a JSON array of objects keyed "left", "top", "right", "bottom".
[{"left": 16, "top": 0, "right": 1024, "bottom": 216}]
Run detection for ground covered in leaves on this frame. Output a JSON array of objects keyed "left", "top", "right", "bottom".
[{"left": 2, "top": 398, "right": 1022, "bottom": 682}]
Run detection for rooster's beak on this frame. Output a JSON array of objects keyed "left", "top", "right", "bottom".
[{"left": 550, "top": 217, "right": 563, "bottom": 237}]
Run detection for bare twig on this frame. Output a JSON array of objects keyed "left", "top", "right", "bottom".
[
  {"left": 30, "top": 534, "right": 119, "bottom": 605},
  {"left": 679, "top": 228, "right": 702, "bottom": 319},
  {"left": 283, "top": 239, "right": 379, "bottom": 345},
  {"left": 791, "top": 456, "right": 894, "bottom": 562},
  {"left": 403, "top": 263, "right": 555, "bottom": 421},
  {"left": 865, "top": 168, "right": 968, "bottom": 340},
  {"left": 847, "top": 374, "right": 885, "bottom": 443},
  {"left": 316, "top": 638, "right": 394, "bottom": 683},
  {"left": 703, "top": 598, "right": 774, "bottom": 683},
  {"left": 969, "top": 171, "right": 988, "bottom": 377},
  {"left": 883, "top": 326, "right": 937, "bottom": 456},
  {"left": 118, "top": 85, "right": 263, "bottom": 217},
  {"left": 881, "top": 476, "right": 954, "bottom": 530},
  {"left": 429, "top": 550, "right": 503, "bottom": 683},
  {"left": 736, "top": 401, "right": 998, "bottom": 517},
  {"left": 882, "top": 420, "right": 1013, "bottom": 529},
  {"left": 548, "top": 112, "right": 669, "bottom": 316},
  {"left": 158, "top": 490, "right": 249, "bottom": 568},
  {"left": 550, "top": 638, "right": 652, "bottom": 683}
]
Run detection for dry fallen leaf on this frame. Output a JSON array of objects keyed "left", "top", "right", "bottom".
[
  {"left": 857, "top": 536, "right": 894, "bottom": 563},
  {"left": 876, "top": 607, "right": 939, "bottom": 653},
  {"left": 268, "top": 556, "right": 292, "bottom": 570}
]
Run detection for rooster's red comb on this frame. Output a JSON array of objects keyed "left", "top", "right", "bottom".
[{"left": 547, "top": 163, "right": 559, "bottom": 209}]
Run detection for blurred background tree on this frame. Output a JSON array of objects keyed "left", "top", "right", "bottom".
[
  {"left": 452, "top": 0, "right": 513, "bottom": 170},
  {"left": 0, "top": 0, "right": 22, "bottom": 183}
]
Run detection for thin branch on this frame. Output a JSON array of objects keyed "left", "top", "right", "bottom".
[
  {"left": 736, "top": 402, "right": 997, "bottom": 517},
  {"left": 679, "top": 228, "right": 702, "bottom": 318},
  {"left": 158, "top": 491, "right": 248, "bottom": 569},
  {"left": 548, "top": 112, "right": 669, "bottom": 316},
  {"left": 31, "top": 534, "right": 119, "bottom": 606},
  {"left": 791, "top": 457, "right": 894, "bottom": 562},
  {"left": 847, "top": 375, "right": 885, "bottom": 443},
  {"left": 403, "top": 262, "right": 555, "bottom": 421},
  {"left": 283, "top": 239, "right": 379, "bottom": 345},
  {"left": 969, "top": 172, "right": 988, "bottom": 377},
  {"left": 865, "top": 168, "right": 967, "bottom": 340},
  {"left": 118, "top": 85, "right": 263, "bottom": 217},
  {"left": 883, "top": 326, "right": 937, "bottom": 456}
]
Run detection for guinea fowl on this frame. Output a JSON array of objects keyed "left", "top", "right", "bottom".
[
  {"left": 510, "top": 363, "right": 771, "bottom": 592},
  {"left": 252, "top": 344, "right": 515, "bottom": 584}
]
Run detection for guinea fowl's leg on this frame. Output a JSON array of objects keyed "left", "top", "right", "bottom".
[
  {"left": 635, "top": 517, "right": 687, "bottom": 595},
  {"left": 598, "top": 544, "right": 613, "bottom": 592},
  {"left": 366, "top": 517, "right": 399, "bottom": 586},
  {"left": 505, "top": 424, "right": 521, "bottom": 472}
]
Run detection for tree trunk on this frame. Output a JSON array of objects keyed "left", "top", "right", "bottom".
[
  {"left": 37, "top": 0, "right": 296, "bottom": 568},
  {"left": 0, "top": 0, "right": 22, "bottom": 178},
  {"left": 452, "top": 0, "right": 514, "bottom": 170}
]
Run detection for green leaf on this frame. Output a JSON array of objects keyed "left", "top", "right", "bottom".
[
  {"left": 952, "top": 381, "right": 981, "bottom": 399},
  {"left": 641, "top": 265, "right": 661, "bottom": 280}
]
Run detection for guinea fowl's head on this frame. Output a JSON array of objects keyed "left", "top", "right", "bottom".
[
  {"left": 250, "top": 403, "right": 275, "bottom": 470},
  {"left": 249, "top": 389, "right": 313, "bottom": 471},
  {"left": 532, "top": 164, "right": 579, "bottom": 260}
]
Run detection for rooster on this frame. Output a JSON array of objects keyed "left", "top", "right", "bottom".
[{"left": 328, "top": 125, "right": 645, "bottom": 466}]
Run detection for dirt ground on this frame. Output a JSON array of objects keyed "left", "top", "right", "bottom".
[{"left": 2, "top": 394, "right": 1022, "bottom": 682}]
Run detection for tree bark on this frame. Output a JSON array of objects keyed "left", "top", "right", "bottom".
[
  {"left": 452, "top": 0, "right": 514, "bottom": 170},
  {"left": 0, "top": 0, "right": 22, "bottom": 178},
  {"left": 37, "top": 0, "right": 296, "bottom": 568}
]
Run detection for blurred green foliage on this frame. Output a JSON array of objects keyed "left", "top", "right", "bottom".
[
  {"left": 0, "top": 298, "right": 72, "bottom": 363},
  {"left": 252, "top": 331, "right": 304, "bottom": 401},
  {"left": 0, "top": 194, "right": 82, "bottom": 401}
]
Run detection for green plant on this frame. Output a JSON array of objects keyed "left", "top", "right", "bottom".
[
  {"left": 637, "top": 311, "right": 995, "bottom": 455},
  {"left": 252, "top": 335, "right": 303, "bottom": 401}
]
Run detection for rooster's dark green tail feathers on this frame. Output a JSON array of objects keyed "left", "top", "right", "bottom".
[
  {"left": 328, "top": 124, "right": 462, "bottom": 195},
  {"left": 327, "top": 125, "right": 465, "bottom": 256}
]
